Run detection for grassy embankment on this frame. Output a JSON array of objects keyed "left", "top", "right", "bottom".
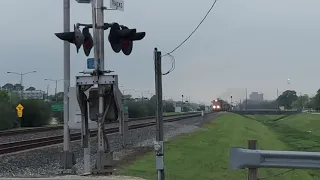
[{"left": 120, "top": 113, "right": 320, "bottom": 180}]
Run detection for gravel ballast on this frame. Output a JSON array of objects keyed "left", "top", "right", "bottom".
[
  {"left": 0, "top": 113, "right": 220, "bottom": 178},
  {"left": 0, "top": 114, "right": 197, "bottom": 144}
]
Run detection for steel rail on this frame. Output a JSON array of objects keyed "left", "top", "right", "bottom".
[{"left": 0, "top": 112, "right": 209, "bottom": 155}]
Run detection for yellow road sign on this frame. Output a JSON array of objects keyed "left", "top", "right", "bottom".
[
  {"left": 16, "top": 104, "right": 24, "bottom": 112},
  {"left": 17, "top": 111, "right": 23, "bottom": 118},
  {"left": 16, "top": 104, "right": 24, "bottom": 117}
]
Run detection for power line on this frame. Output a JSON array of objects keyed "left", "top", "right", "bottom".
[
  {"left": 160, "top": 0, "right": 219, "bottom": 75},
  {"left": 163, "top": 0, "right": 218, "bottom": 56}
]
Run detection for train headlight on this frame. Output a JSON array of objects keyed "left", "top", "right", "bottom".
[
  {"left": 217, "top": 105, "right": 220, "bottom": 108},
  {"left": 213, "top": 105, "right": 216, "bottom": 109}
]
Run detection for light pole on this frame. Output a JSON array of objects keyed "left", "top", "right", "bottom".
[
  {"left": 44, "top": 78, "right": 64, "bottom": 102},
  {"left": 7, "top": 71, "right": 36, "bottom": 99},
  {"left": 181, "top": 95, "right": 184, "bottom": 112},
  {"left": 122, "top": 88, "right": 132, "bottom": 95},
  {"left": 134, "top": 90, "right": 152, "bottom": 103}
]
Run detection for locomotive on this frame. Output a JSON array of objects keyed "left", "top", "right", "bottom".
[{"left": 212, "top": 99, "right": 231, "bottom": 112}]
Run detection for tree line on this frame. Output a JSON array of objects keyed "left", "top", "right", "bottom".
[
  {"left": 236, "top": 89, "right": 320, "bottom": 110},
  {"left": 0, "top": 89, "right": 205, "bottom": 131}
]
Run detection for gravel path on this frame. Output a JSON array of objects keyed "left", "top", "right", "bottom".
[
  {"left": 0, "top": 115, "right": 196, "bottom": 144},
  {"left": 0, "top": 112, "right": 220, "bottom": 178}
]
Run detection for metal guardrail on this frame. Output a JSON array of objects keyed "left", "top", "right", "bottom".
[{"left": 230, "top": 147, "right": 320, "bottom": 169}]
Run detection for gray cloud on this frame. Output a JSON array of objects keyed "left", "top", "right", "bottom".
[{"left": 0, "top": 0, "right": 320, "bottom": 104}]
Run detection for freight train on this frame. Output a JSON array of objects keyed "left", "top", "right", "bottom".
[{"left": 211, "top": 99, "right": 231, "bottom": 112}]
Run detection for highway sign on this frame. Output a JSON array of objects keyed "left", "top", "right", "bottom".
[
  {"left": 51, "top": 104, "right": 64, "bottom": 112},
  {"left": 110, "top": 0, "right": 124, "bottom": 11},
  {"left": 16, "top": 104, "right": 24, "bottom": 118},
  {"left": 87, "top": 58, "right": 101, "bottom": 69}
]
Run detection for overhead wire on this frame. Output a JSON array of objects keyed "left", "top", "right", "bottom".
[{"left": 158, "top": 0, "right": 218, "bottom": 75}]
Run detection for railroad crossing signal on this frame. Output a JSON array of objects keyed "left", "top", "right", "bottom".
[
  {"left": 82, "top": 27, "right": 94, "bottom": 57},
  {"left": 108, "top": 23, "right": 146, "bottom": 56},
  {"left": 54, "top": 23, "right": 145, "bottom": 56},
  {"left": 54, "top": 25, "right": 85, "bottom": 53},
  {"left": 16, "top": 104, "right": 24, "bottom": 118}
]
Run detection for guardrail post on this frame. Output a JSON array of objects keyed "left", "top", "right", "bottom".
[{"left": 247, "top": 140, "right": 258, "bottom": 180}]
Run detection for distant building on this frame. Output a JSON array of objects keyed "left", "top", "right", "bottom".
[
  {"left": 13, "top": 90, "right": 45, "bottom": 100},
  {"left": 249, "top": 92, "right": 264, "bottom": 102}
]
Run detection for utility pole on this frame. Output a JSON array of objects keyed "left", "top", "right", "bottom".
[
  {"left": 181, "top": 95, "right": 184, "bottom": 112},
  {"left": 154, "top": 48, "right": 165, "bottom": 180},
  {"left": 300, "top": 92, "right": 303, "bottom": 110},
  {"left": 277, "top": 88, "right": 279, "bottom": 109},
  {"left": 61, "top": 0, "right": 72, "bottom": 172},
  {"left": 44, "top": 78, "right": 63, "bottom": 102},
  {"left": 46, "top": 84, "right": 49, "bottom": 100},
  {"left": 245, "top": 88, "right": 248, "bottom": 110}
]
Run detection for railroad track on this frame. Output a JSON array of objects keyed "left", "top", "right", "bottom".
[
  {"left": 0, "top": 112, "right": 209, "bottom": 155},
  {"left": 0, "top": 112, "right": 198, "bottom": 136}
]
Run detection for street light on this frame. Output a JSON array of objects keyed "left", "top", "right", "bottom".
[
  {"left": 134, "top": 90, "right": 152, "bottom": 100},
  {"left": 7, "top": 70, "right": 37, "bottom": 99},
  {"left": 44, "top": 78, "right": 64, "bottom": 102}
]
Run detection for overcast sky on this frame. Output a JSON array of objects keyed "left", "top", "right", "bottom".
[{"left": 0, "top": 0, "right": 320, "bottom": 104}]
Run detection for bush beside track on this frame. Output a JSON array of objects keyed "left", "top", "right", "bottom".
[
  {"left": 0, "top": 89, "right": 207, "bottom": 131},
  {"left": 120, "top": 113, "right": 317, "bottom": 180}
]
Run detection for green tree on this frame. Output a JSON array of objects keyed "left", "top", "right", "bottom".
[
  {"left": 277, "top": 90, "right": 298, "bottom": 109},
  {"left": 126, "top": 100, "right": 149, "bottom": 118},
  {"left": 198, "top": 105, "right": 206, "bottom": 111},
  {"left": 20, "top": 99, "right": 51, "bottom": 127},
  {"left": 292, "top": 94, "right": 309, "bottom": 109},
  {"left": 0, "top": 90, "right": 10, "bottom": 102},
  {"left": 312, "top": 89, "right": 320, "bottom": 110},
  {"left": 0, "top": 90, "right": 16, "bottom": 130},
  {"left": 164, "top": 101, "right": 175, "bottom": 112}
]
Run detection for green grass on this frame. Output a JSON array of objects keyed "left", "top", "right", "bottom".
[
  {"left": 252, "top": 113, "right": 320, "bottom": 151},
  {"left": 252, "top": 113, "right": 320, "bottom": 178},
  {"left": 120, "top": 113, "right": 315, "bottom": 180},
  {"left": 163, "top": 112, "right": 182, "bottom": 116}
]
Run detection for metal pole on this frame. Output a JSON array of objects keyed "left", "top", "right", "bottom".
[
  {"left": 181, "top": 95, "right": 184, "bottom": 112},
  {"left": 96, "top": 0, "right": 105, "bottom": 150},
  {"left": 245, "top": 88, "right": 248, "bottom": 110},
  {"left": 300, "top": 92, "right": 303, "bottom": 109},
  {"left": 62, "top": 0, "right": 71, "bottom": 170},
  {"left": 98, "top": 0, "right": 104, "bottom": 70},
  {"left": 55, "top": 80, "right": 58, "bottom": 102},
  {"left": 20, "top": 73, "right": 23, "bottom": 99},
  {"left": 277, "top": 88, "right": 279, "bottom": 109},
  {"left": 47, "top": 84, "right": 49, "bottom": 100},
  {"left": 154, "top": 48, "right": 164, "bottom": 180},
  {"left": 142, "top": 92, "right": 144, "bottom": 104},
  {"left": 96, "top": 0, "right": 113, "bottom": 172}
]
